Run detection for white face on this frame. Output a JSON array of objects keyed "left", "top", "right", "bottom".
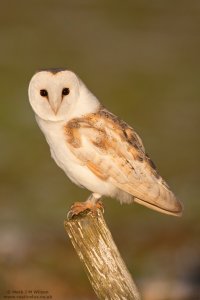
[{"left": 28, "top": 70, "right": 80, "bottom": 121}]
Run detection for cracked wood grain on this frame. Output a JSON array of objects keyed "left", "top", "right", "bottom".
[{"left": 64, "top": 209, "right": 140, "bottom": 300}]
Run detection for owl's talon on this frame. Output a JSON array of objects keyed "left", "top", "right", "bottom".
[
  {"left": 95, "top": 200, "right": 104, "bottom": 213},
  {"left": 67, "top": 200, "right": 104, "bottom": 220}
]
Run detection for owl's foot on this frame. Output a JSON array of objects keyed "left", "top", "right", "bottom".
[{"left": 67, "top": 199, "right": 104, "bottom": 220}]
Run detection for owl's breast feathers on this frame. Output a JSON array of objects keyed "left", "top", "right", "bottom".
[{"left": 63, "top": 106, "right": 183, "bottom": 216}]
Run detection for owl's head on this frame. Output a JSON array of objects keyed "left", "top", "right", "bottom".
[{"left": 28, "top": 69, "right": 99, "bottom": 122}]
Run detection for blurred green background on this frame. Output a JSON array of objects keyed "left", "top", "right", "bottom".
[{"left": 0, "top": 1, "right": 200, "bottom": 299}]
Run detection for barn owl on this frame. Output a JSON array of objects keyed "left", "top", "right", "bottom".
[{"left": 28, "top": 69, "right": 182, "bottom": 217}]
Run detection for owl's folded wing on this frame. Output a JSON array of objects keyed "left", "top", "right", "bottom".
[{"left": 64, "top": 110, "right": 182, "bottom": 216}]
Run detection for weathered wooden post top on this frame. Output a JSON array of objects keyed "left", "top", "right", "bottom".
[{"left": 64, "top": 208, "right": 140, "bottom": 300}]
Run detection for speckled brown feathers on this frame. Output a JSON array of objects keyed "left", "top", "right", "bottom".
[
  {"left": 64, "top": 107, "right": 182, "bottom": 216},
  {"left": 65, "top": 107, "right": 157, "bottom": 178}
]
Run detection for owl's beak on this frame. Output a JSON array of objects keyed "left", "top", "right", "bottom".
[
  {"left": 49, "top": 98, "right": 61, "bottom": 115},
  {"left": 51, "top": 105, "right": 59, "bottom": 115}
]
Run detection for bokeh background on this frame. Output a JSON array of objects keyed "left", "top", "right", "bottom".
[{"left": 0, "top": 1, "right": 200, "bottom": 299}]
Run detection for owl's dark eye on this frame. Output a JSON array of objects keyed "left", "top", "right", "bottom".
[
  {"left": 40, "top": 89, "right": 48, "bottom": 97},
  {"left": 62, "top": 88, "right": 70, "bottom": 96}
]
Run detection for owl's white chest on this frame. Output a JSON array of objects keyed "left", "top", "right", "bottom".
[
  {"left": 36, "top": 117, "right": 83, "bottom": 185},
  {"left": 35, "top": 117, "right": 115, "bottom": 196}
]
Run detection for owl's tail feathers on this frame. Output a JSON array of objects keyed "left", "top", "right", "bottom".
[
  {"left": 115, "top": 180, "right": 183, "bottom": 217},
  {"left": 133, "top": 181, "right": 183, "bottom": 216},
  {"left": 133, "top": 193, "right": 183, "bottom": 217}
]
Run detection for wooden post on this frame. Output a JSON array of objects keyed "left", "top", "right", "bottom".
[{"left": 64, "top": 208, "right": 140, "bottom": 300}]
